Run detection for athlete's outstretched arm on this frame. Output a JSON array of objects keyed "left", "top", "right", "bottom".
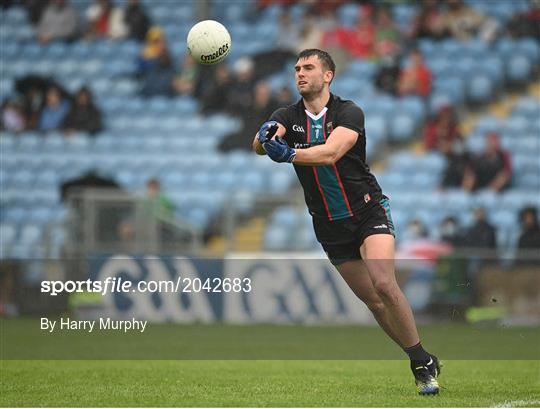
[
  {"left": 252, "top": 123, "right": 286, "bottom": 155},
  {"left": 293, "top": 126, "right": 358, "bottom": 166}
]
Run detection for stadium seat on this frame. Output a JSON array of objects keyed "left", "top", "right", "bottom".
[
  {"left": 365, "top": 114, "right": 387, "bottom": 141},
  {"left": 390, "top": 114, "right": 416, "bottom": 141},
  {"left": 272, "top": 206, "right": 301, "bottom": 229},
  {"left": 513, "top": 97, "right": 539, "bottom": 119},
  {"left": 337, "top": 3, "right": 360, "bottom": 27},
  {"left": 264, "top": 225, "right": 290, "bottom": 251},
  {"left": 506, "top": 54, "right": 532, "bottom": 83},
  {"left": 468, "top": 74, "right": 494, "bottom": 104}
]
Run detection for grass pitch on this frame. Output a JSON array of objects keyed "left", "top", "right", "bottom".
[{"left": 1, "top": 321, "right": 539, "bottom": 407}]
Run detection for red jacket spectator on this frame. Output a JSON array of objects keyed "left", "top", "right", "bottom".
[
  {"left": 424, "top": 105, "right": 461, "bottom": 152},
  {"left": 344, "top": 7, "right": 376, "bottom": 59},
  {"left": 398, "top": 49, "right": 432, "bottom": 97}
]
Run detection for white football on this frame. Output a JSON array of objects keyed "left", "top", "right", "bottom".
[{"left": 187, "top": 20, "right": 231, "bottom": 65}]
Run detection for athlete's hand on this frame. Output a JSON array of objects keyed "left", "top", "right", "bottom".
[
  {"left": 257, "top": 121, "right": 279, "bottom": 144},
  {"left": 263, "top": 138, "right": 296, "bottom": 163}
]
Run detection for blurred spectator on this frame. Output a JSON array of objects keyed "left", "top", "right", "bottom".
[
  {"left": 63, "top": 87, "right": 103, "bottom": 135},
  {"left": 440, "top": 140, "right": 471, "bottom": 189},
  {"left": 24, "top": 0, "right": 48, "bottom": 25},
  {"left": 173, "top": 54, "right": 200, "bottom": 97},
  {"left": 402, "top": 218, "right": 429, "bottom": 242},
  {"left": 374, "top": 7, "right": 401, "bottom": 60},
  {"left": 344, "top": 7, "right": 376, "bottom": 59},
  {"left": 296, "top": 14, "right": 324, "bottom": 53},
  {"left": 37, "top": 0, "right": 79, "bottom": 44},
  {"left": 144, "top": 178, "right": 175, "bottom": 221},
  {"left": 136, "top": 26, "right": 171, "bottom": 76},
  {"left": 439, "top": 216, "right": 462, "bottom": 246},
  {"left": 507, "top": 0, "right": 540, "bottom": 38},
  {"left": 219, "top": 81, "right": 277, "bottom": 152},
  {"left": 463, "top": 132, "right": 512, "bottom": 192},
  {"left": 375, "top": 55, "right": 401, "bottom": 95},
  {"left": 461, "top": 208, "right": 496, "bottom": 250},
  {"left": 1, "top": 99, "right": 26, "bottom": 133},
  {"left": 276, "top": 86, "right": 294, "bottom": 106},
  {"left": 275, "top": 9, "right": 299, "bottom": 52},
  {"left": 518, "top": 207, "right": 540, "bottom": 250},
  {"left": 39, "top": 87, "right": 70, "bottom": 132},
  {"left": 398, "top": 48, "right": 432, "bottom": 97},
  {"left": 123, "top": 0, "right": 150, "bottom": 41},
  {"left": 227, "top": 57, "right": 256, "bottom": 114},
  {"left": 445, "top": 0, "right": 499, "bottom": 43},
  {"left": 200, "top": 65, "right": 233, "bottom": 115},
  {"left": 86, "top": 0, "right": 127, "bottom": 40},
  {"left": 409, "top": 0, "right": 449, "bottom": 40},
  {"left": 424, "top": 105, "right": 462, "bottom": 153},
  {"left": 140, "top": 52, "right": 174, "bottom": 97}
]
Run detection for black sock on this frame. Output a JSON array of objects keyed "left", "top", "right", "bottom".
[{"left": 404, "top": 342, "right": 430, "bottom": 362}]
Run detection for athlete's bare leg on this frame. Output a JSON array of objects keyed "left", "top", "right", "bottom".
[
  {"left": 359, "top": 234, "right": 420, "bottom": 348},
  {"left": 336, "top": 260, "right": 403, "bottom": 347}
]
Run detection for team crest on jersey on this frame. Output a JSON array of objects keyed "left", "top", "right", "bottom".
[{"left": 325, "top": 121, "right": 334, "bottom": 135}]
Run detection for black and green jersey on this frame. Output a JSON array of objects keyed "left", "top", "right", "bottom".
[{"left": 269, "top": 93, "right": 383, "bottom": 221}]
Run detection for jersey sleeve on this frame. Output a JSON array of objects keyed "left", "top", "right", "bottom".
[
  {"left": 269, "top": 107, "right": 292, "bottom": 143},
  {"left": 335, "top": 102, "right": 365, "bottom": 135}
]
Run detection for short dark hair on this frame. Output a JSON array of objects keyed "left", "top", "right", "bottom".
[{"left": 297, "top": 48, "right": 336, "bottom": 78}]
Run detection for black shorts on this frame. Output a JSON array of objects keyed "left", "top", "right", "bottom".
[{"left": 312, "top": 195, "right": 395, "bottom": 265}]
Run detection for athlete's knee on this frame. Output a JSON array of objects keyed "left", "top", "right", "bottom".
[{"left": 372, "top": 279, "right": 400, "bottom": 302}]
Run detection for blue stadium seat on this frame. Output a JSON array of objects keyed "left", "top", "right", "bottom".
[
  {"left": 347, "top": 60, "right": 377, "bottom": 79},
  {"left": 43, "top": 42, "right": 69, "bottom": 58},
  {"left": 474, "top": 116, "right": 501, "bottom": 135},
  {"left": 390, "top": 114, "right": 416, "bottom": 141},
  {"left": 0, "top": 223, "right": 18, "bottom": 253},
  {"left": 19, "top": 224, "right": 43, "bottom": 246},
  {"left": 272, "top": 206, "right": 301, "bottom": 228},
  {"left": 337, "top": 3, "right": 360, "bottom": 27},
  {"left": 378, "top": 172, "right": 407, "bottom": 191},
  {"left": 389, "top": 152, "right": 418, "bottom": 173},
  {"left": 5, "top": 6, "right": 27, "bottom": 23},
  {"left": 516, "top": 37, "right": 540, "bottom": 64},
  {"left": 3, "top": 207, "right": 29, "bottom": 224},
  {"left": 516, "top": 171, "right": 540, "bottom": 189},
  {"left": 468, "top": 74, "right": 494, "bottom": 103},
  {"left": 35, "top": 170, "right": 61, "bottom": 188},
  {"left": 294, "top": 227, "right": 319, "bottom": 251},
  {"left": 267, "top": 168, "right": 296, "bottom": 195},
  {"left": 365, "top": 114, "right": 387, "bottom": 141},
  {"left": 491, "top": 209, "right": 517, "bottom": 230},
  {"left": 264, "top": 225, "right": 290, "bottom": 251},
  {"left": 397, "top": 96, "right": 426, "bottom": 123},
  {"left": 435, "top": 76, "right": 465, "bottom": 104},
  {"left": 503, "top": 115, "right": 530, "bottom": 136},
  {"left": 10, "top": 169, "right": 35, "bottom": 187},
  {"left": 16, "top": 133, "right": 43, "bottom": 152},
  {"left": 513, "top": 97, "right": 539, "bottom": 120},
  {"left": 240, "top": 172, "right": 265, "bottom": 193},
  {"left": 441, "top": 190, "right": 472, "bottom": 211},
  {"left": 477, "top": 56, "right": 504, "bottom": 82},
  {"left": 506, "top": 54, "right": 532, "bottom": 83},
  {"left": 428, "top": 93, "right": 452, "bottom": 115}
]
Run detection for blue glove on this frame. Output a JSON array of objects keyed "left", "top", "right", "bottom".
[
  {"left": 263, "top": 138, "right": 296, "bottom": 163},
  {"left": 257, "top": 121, "right": 279, "bottom": 144}
]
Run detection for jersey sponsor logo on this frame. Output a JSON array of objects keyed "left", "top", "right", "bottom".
[
  {"left": 292, "top": 124, "right": 305, "bottom": 133},
  {"left": 325, "top": 121, "right": 334, "bottom": 134},
  {"left": 294, "top": 141, "right": 324, "bottom": 149}
]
